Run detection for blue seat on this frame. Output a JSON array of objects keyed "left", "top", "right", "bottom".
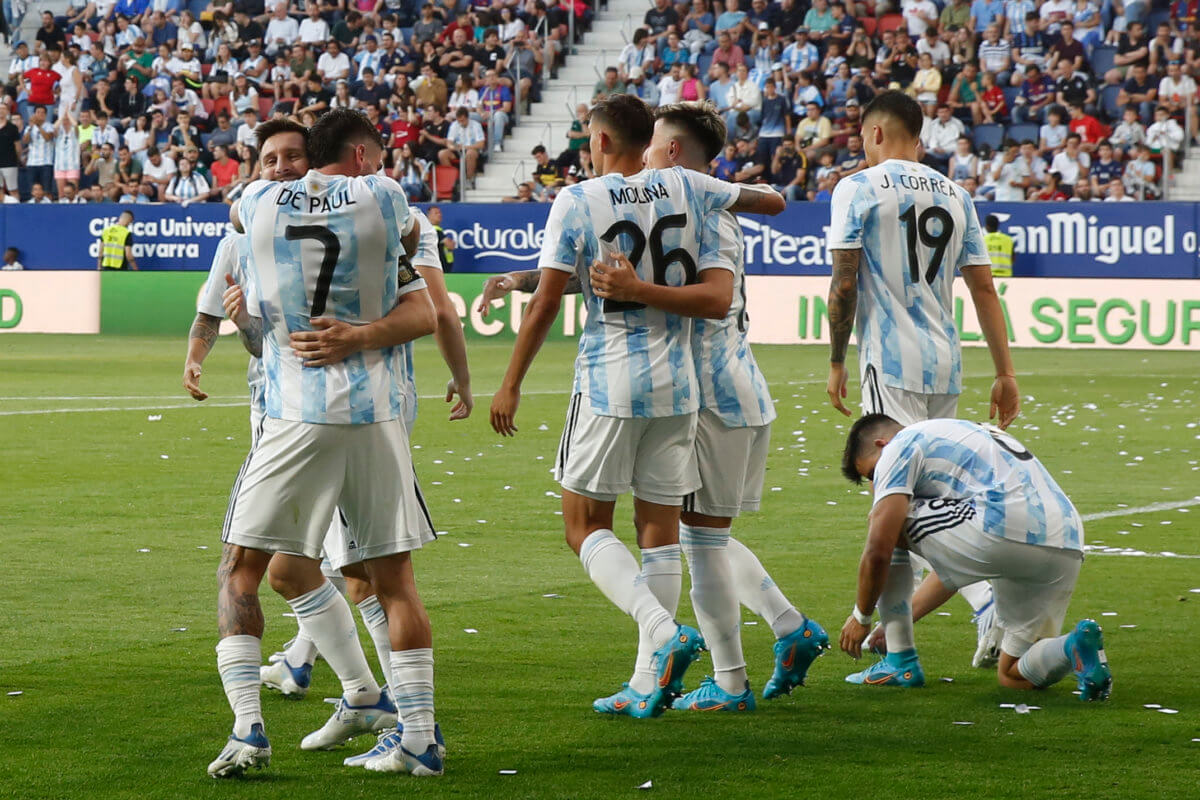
[
  {"left": 972, "top": 123, "right": 1005, "bottom": 151},
  {"left": 1001, "top": 86, "right": 1021, "bottom": 118},
  {"left": 1006, "top": 123, "right": 1040, "bottom": 144},
  {"left": 1146, "top": 8, "right": 1171, "bottom": 34},
  {"left": 696, "top": 51, "right": 713, "bottom": 77},
  {"left": 1100, "top": 84, "right": 1123, "bottom": 122},
  {"left": 1090, "top": 45, "right": 1117, "bottom": 77}
]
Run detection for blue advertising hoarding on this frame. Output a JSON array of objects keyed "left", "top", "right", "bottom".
[{"left": 5, "top": 201, "right": 1198, "bottom": 278}]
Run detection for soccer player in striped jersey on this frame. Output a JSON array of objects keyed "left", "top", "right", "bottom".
[
  {"left": 489, "top": 93, "right": 786, "bottom": 718},
  {"left": 210, "top": 110, "right": 443, "bottom": 778},
  {"left": 837, "top": 415, "right": 1112, "bottom": 701},
  {"left": 585, "top": 102, "right": 829, "bottom": 713},
  {"left": 824, "top": 90, "right": 1020, "bottom": 678}
]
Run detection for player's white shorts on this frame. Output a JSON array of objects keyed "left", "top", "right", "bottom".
[
  {"left": 861, "top": 364, "right": 958, "bottom": 426},
  {"left": 555, "top": 393, "right": 700, "bottom": 506},
  {"left": 904, "top": 497, "right": 1083, "bottom": 658},
  {"left": 223, "top": 416, "right": 432, "bottom": 562},
  {"left": 683, "top": 410, "right": 770, "bottom": 518}
]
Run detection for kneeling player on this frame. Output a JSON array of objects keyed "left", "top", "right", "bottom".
[{"left": 836, "top": 415, "right": 1112, "bottom": 700}]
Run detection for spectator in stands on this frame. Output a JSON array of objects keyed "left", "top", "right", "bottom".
[
  {"left": 114, "top": 145, "right": 143, "bottom": 196},
  {"left": 442, "top": 106, "right": 485, "bottom": 186},
  {"left": 1089, "top": 140, "right": 1122, "bottom": 193},
  {"left": 1110, "top": 104, "right": 1148, "bottom": 156},
  {"left": 448, "top": 74, "right": 480, "bottom": 118},
  {"left": 1050, "top": 132, "right": 1090, "bottom": 189},
  {"left": 731, "top": 137, "right": 765, "bottom": 183},
  {"left": 711, "top": 141, "right": 737, "bottom": 179},
  {"left": 209, "top": 144, "right": 241, "bottom": 199},
  {"left": 804, "top": 0, "right": 836, "bottom": 43},
  {"left": 629, "top": 65, "right": 660, "bottom": 105},
  {"left": 661, "top": 31, "right": 689, "bottom": 71},
  {"left": 903, "top": 0, "right": 939, "bottom": 39},
  {"left": 1054, "top": 57, "right": 1095, "bottom": 116},
  {"left": 1010, "top": 12, "right": 1047, "bottom": 87},
  {"left": 1019, "top": 138, "right": 1049, "bottom": 184},
  {"left": 783, "top": 28, "right": 819, "bottom": 82},
  {"left": 413, "top": 3, "right": 445, "bottom": 45},
  {"left": 53, "top": 110, "right": 81, "bottom": 199},
  {"left": 22, "top": 106, "right": 55, "bottom": 200},
  {"left": 164, "top": 154, "right": 210, "bottom": 204},
  {"left": 28, "top": 182, "right": 53, "bottom": 204},
  {"left": 1106, "top": 21, "right": 1149, "bottom": 85},
  {"left": 770, "top": 135, "right": 807, "bottom": 200},
  {"left": 977, "top": 24, "right": 1011, "bottom": 85},
  {"left": 1148, "top": 21, "right": 1184, "bottom": 77},
  {"left": 563, "top": 142, "right": 594, "bottom": 183},
  {"left": 593, "top": 66, "right": 628, "bottom": 101},
  {"left": 0, "top": 105, "right": 18, "bottom": 202},
  {"left": 1124, "top": 143, "right": 1159, "bottom": 197},
  {"left": 1039, "top": 105, "right": 1069, "bottom": 154},
  {"left": 726, "top": 62, "right": 762, "bottom": 134},
  {"left": 947, "top": 61, "right": 983, "bottom": 122},
  {"left": 1159, "top": 61, "right": 1198, "bottom": 143},
  {"left": 757, "top": 77, "right": 790, "bottom": 162},
  {"left": 921, "top": 103, "right": 965, "bottom": 172},
  {"left": 1104, "top": 179, "right": 1134, "bottom": 201},
  {"left": 478, "top": 69, "right": 513, "bottom": 153},
  {"left": 916, "top": 27, "right": 950, "bottom": 71},
  {"left": 418, "top": 104, "right": 451, "bottom": 163},
  {"left": 2, "top": 247, "right": 23, "bottom": 269},
  {"left": 1031, "top": 169, "right": 1067, "bottom": 200},
  {"left": 1068, "top": 103, "right": 1110, "bottom": 151},
  {"left": 502, "top": 29, "right": 542, "bottom": 108},
  {"left": 1070, "top": 178, "right": 1095, "bottom": 201},
  {"left": 712, "top": 31, "right": 746, "bottom": 72},
  {"left": 795, "top": 100, "right": 832, "bottom": 160},
  {"left": 1014, "top": 65, "right": 1055, "bottom": 123},
  {"left": 658, "top": 63, "right": 685, "bottom": 106},
  {"left": 1118, "top": 62, "right": 1157, "bottom": 121},
  {"left": 265, "top": 4, "right": 300, "bottom": 57},
  {"left": 978, "top": 69, "right": 1007, "bottom": 123},
  {"left": 502, "top": 181, "right": 538, "bottom": 202},
  {"left": 1146, "top": 103, "right": 1185, "bottom": 164},
  {"left": 618, "top": 29, "right": 655, "bottom": 82},
  {"left": 299, "top": 4, "right": 331, "bottom": 45},
  {"left": 529, "top": 144, "right": 561, "bottom": 198},
  {"left": 141, "top": 146, "right": 176, "bottom": 198},
  {"left": 393, "top": 142, "right": 430, "bottom": 201},
  {"left": 683, "top": 0, "right": 715, "bottom": 59},
  {"left": 909, "top": 52, "right": 942, "bottom": 105},
  {"left": 948, "top": 135, "right": 980, "bottom": 183}
]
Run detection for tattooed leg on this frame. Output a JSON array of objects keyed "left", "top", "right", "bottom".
[{"left": 217, "top": 543, "right": 271, "bottom": 639}]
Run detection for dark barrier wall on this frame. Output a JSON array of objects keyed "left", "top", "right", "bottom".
[{"left": 7, "top": 201, "right": 1199, "bottom": 278}]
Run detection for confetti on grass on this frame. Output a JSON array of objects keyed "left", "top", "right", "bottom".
[
  {"left": 499, "top": 770, "right": 517, "bottom": 775},
  {"left": 7, "top": 691, "right": 23, "bottom": 697},
  {"left": 637, "top": 780, "right": 653, "bottom": 790}
]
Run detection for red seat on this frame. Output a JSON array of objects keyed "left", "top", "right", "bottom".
[
  {"left": 428, "top": 164, "right": 459, "bottom": 201},
  {"left": 209, "top": 96, "right": 232, "bottom": 118},
  {"left": 201, "top": 98, "right": 216, "bottom": 116},
  {"left": 878, "top": 13, "right": 905, "bottom": 34},
  {"left": 259, "top": 97, "right": 275, "bottom": 118},
  {"left": 861, "top": 17, "right": 877, "bottom": 37}
]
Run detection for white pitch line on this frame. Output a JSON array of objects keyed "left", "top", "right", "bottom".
[{"left": 1081, "top": 498, "right": 1200, "bottom": 522}]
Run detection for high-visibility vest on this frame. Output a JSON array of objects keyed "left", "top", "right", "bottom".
[
  {"left": 984, "top": 231, "right": 1013, "bottom": 277},
  {"left": 100, "top": 224, "right": 131, "bottom": 270}
]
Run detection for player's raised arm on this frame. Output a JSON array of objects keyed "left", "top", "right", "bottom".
[
  {"left": 729, "top": 183, "right": 787, "bottom": 216},
  {"left": 476, "top": 269, "right": 583, "bottom": 318},
  {"left": 589, "top": 252, "right": 733, "bottom": 319},
  {"left": 490, "top": 268, "right": 570, "bottom": 436}
]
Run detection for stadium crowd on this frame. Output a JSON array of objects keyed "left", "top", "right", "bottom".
[{"left": 0, "top": 0, "right": 1196, "bottom": 204}]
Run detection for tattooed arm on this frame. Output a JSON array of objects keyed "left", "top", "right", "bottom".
[
  {"left": 826, "top": 247, "right": 861, "bottom": 418},
  {"left": 476, "top": 268, "right": 583, "bottom": 318},
  {"left": 183, "top": 312, "right": 222, "bottom": 401}
]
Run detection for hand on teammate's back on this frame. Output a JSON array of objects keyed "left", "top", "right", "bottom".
[
  {"left": 990, "top": 375, "right": 1020, "bottom": 429},
  {"left": 588, "top": 254, "right": 641, "bottom": 302},
  {"left": 290, "top": 318, "right": 362, "bottom": 367}
]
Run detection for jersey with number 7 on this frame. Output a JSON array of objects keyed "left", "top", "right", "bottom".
[
  {"left": 538, "top": 166, "right": 739, "bottom": 419},
  {"left": 828, "top": 158, "right": 990, "bottom": 396},
  {"left": 238, "top": 171, "right": 421, "bottom": 425}
]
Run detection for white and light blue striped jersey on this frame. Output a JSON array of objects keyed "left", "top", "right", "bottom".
[
  {"left": 692, "top": 211, "right": 774, "bottom": 428},
  {"left": 538, "top": 167, "right": 739, "bottom": 418},
  {"left": 395, "top": 208, "right": 441, "bottom": 428},
  {"left": 828, "top": 159, "right": 990, "bottom": 396},
  {"left": 26, "top": 122, "right": 55, "bottom": 166},
  {"left": 238, "top": 170, "right": 422, "bottom": 425},
  {"left": 54, "top": 124, "right": 80, "bottom": 172},
  {"left": 198, "top": 232, "right": 265, "bottom": 419},
  {"left": 873, "top": 419, "right": 1083, "bottom": 551}
]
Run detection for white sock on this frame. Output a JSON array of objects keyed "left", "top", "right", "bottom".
[
  {"left": 681, "top": 525, "right": 747, "bottom": 694},
  {"left": 727, "top": 536, "right": 806, "bottom": 639},
  {"left": 579, "top": 530, "right": 677, "bottom": 653},
  {"left": 284, "top": 631, "right": 318, "bottom": 667},
  {"left": 628, "top": 544, "right": 682, "bottom": 695},
  {"left": 389, "top": 648, "right": 436, "bottom": 753},
  {"left": 287, "top": 581, "right": 379, "bottom": 701},
  {"left": 1017, "top": 635, "right": 1072, "bottom": 687},
  {"left": 959, "top": 581, "right": 993, "bottom": 614},
  {"left": 880, "top": 550, "right": 916, "bottom": 653},
  {"left": 216, "top": 635, "right": 263, "bottom": 738},
  {"left": 356, "top": 595, "right": 393, "bottom": 686}
]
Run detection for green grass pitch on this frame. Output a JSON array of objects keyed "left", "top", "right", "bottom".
[{"left": 1, "top": 336, "right": 1198, "bottom": 799}]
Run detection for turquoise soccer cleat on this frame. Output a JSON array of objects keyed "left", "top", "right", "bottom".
[
  {"left": 763, "top": 617, "right": 831, "bottom": 699},
  {"left": 651, "top": 624, "right": 706, "bottom": 699},
  {"left": 1064, "top": 619, "right": 1113, "bottom": 701},
  {"left": 593, "top": 683, "right": 663, "bottom": 719},
  {"left": 845, "top": 649, "right": 926, "bottom": 687},
  {"left": 671, "top": 677, "right": 756, "bottom": 712}
]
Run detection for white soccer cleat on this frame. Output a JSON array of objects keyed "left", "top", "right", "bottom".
[
  {"left": 363, "top": 742, "right": 444, "bottom": 776},
  {"left": 260, "top": 658, "right": 312, "bottom": 698},
  {"left": 207, "top": 723, "right": 271, "bottom": 778},
  {"left": 971, "top": 597, "right": 1002, "bottom": 669},
  {"left": 300, "top": 692, "right": 397, "bottom": 751}
]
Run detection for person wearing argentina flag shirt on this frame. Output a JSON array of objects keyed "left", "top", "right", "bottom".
[{"left": 490, "top": 93, "right": 786, "bottom": 719}]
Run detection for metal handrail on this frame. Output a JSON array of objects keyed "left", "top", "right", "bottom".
[
  {"left": 622, "top": 14, "right": 634, "bottom": 45},
  {"left": 593, "top": 49, "right": 608, "bottom": 79},
  {"left": 540, "top": 121, "right": 553, "bottom": 150},
  {"left": 565, "top": 85, "right": 579, "bottom": 118},
  {"left": 511, "top": 158, "right": 528, "bottom": 190}
]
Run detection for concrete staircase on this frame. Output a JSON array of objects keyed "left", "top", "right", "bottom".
[
  {"left": 463, "top": 0, "right": 643, "bottom": 201},
  {"left": 1169, "top": 146, "right": 1200, "bottom": 201}
]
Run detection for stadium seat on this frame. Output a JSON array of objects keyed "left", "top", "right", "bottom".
[
  {"left": 972, "top": 124, "right": 1005, "bottom": 151},
  {"left": 200, "top": 132, "right": 212, "bottom": 149},
  {"left": 429, "top": 164, "right": 459, "bottom": 201},
  {"left": 1090, "top": 45, "right": 1117, "bottom": 77},
  {"left": 878, "top": 14, "right": 904, "bottom": 34},
  {"left": 259, "top": 97, "right": 274, "bottom": 118},
  {"left": 1147, "top": 8, "right": 1171, "bottom": 33},
  {"left": 210, "top": 97, "right": 232, "bottom": 118},
  {"left": 696, "top": 51, "right": 713, "bottom": 77},
  {"left": 1101, "top": 84, "right": 1122, "bottom": 121},
  {"left": 1006, "top": 122, "right": 1039, "bottom": 143},
  {"left": 861, "top": 17, "right": 877, "bottom": 37},
  {"left": 1002, "top": 86, "right": 1021, "bottom": 113},
  {"left": 201, "top": 98, "right": 216, "bottom": 116}
]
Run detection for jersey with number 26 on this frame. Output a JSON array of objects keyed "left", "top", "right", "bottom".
[
  {"left": 828, "top": 159, "right": 990, "bottom": 396},
  {"left": 238, "top": 171, "right": 422, "bottom": 425},
  {"left": 538, "top": 167, "right": 738, "bottom": 419}
]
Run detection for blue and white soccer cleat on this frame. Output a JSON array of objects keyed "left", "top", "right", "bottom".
[
  {"left": 763, "top": 617, "right": 830, "bottom": 699},
  {"left": 593, "top": 683, "right": 662, "bottom": 719},
  {"left": 1065, "top": 619, "right": 1113, "bottom": 701},
  {"left": 344, "top": 724, "right": 445, "bottom": 766},
  {"left": 300, "top": 691, "right": 398, "bottom": 750},
  {"left": 260, "top": 658, "right": 312, "bottom": 699},
  {"left": 672, "top": 677, "right": 756, "bottom": 712},
  {"left": 971, "top": 598, "right": 1002, "bottom": 669},
  {"left": 845, "top": 649, "right": 926, "bottom": 687},
  {"left": 207, "top": 723, "right": 271, "bottom": 778},
  {"left": 651, "top": 624, "right": 707, "bottom": 700},
  {"left": 364, "top": 742, "right": 445, "bottom": 776}
]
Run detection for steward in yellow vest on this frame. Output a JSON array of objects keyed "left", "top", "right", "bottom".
[
  {"left": 97, "top": 210, "right": 139, "bottom": 271},
  {"left": 984, "top": 214, "right": 1013, "bottom": 278}
]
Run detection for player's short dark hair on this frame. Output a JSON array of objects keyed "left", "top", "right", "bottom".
[
  {"left": 255, "top": 116, "right": 309, "bottom": 152},
  {"left": 654, "top": 101, "right": 727, "bottom": 163},
  {"left": 589, "top": 93, "right": 654, "bottom": 151},
  {"left": 985, "top": 213, "right": 1000, "bottom": 232},
  {"left": 861, "top": 90, "right": 923, "bottom": 140},
  {"left": 841, "top": 413, "right": 899, "bottom": 485},
  {"left": 309, "top": 109, "right": 384, "bottom": 167}
]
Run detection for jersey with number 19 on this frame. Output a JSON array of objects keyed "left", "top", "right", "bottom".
[
  {"left": 828, "top": 159, "right": 990, "bottom": 397},
  {"left": 538, "top": 167, "right": 739, "bottom": 419},
  {"left": 238, "top": 171, "right": 421, "bottom": 425}
]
